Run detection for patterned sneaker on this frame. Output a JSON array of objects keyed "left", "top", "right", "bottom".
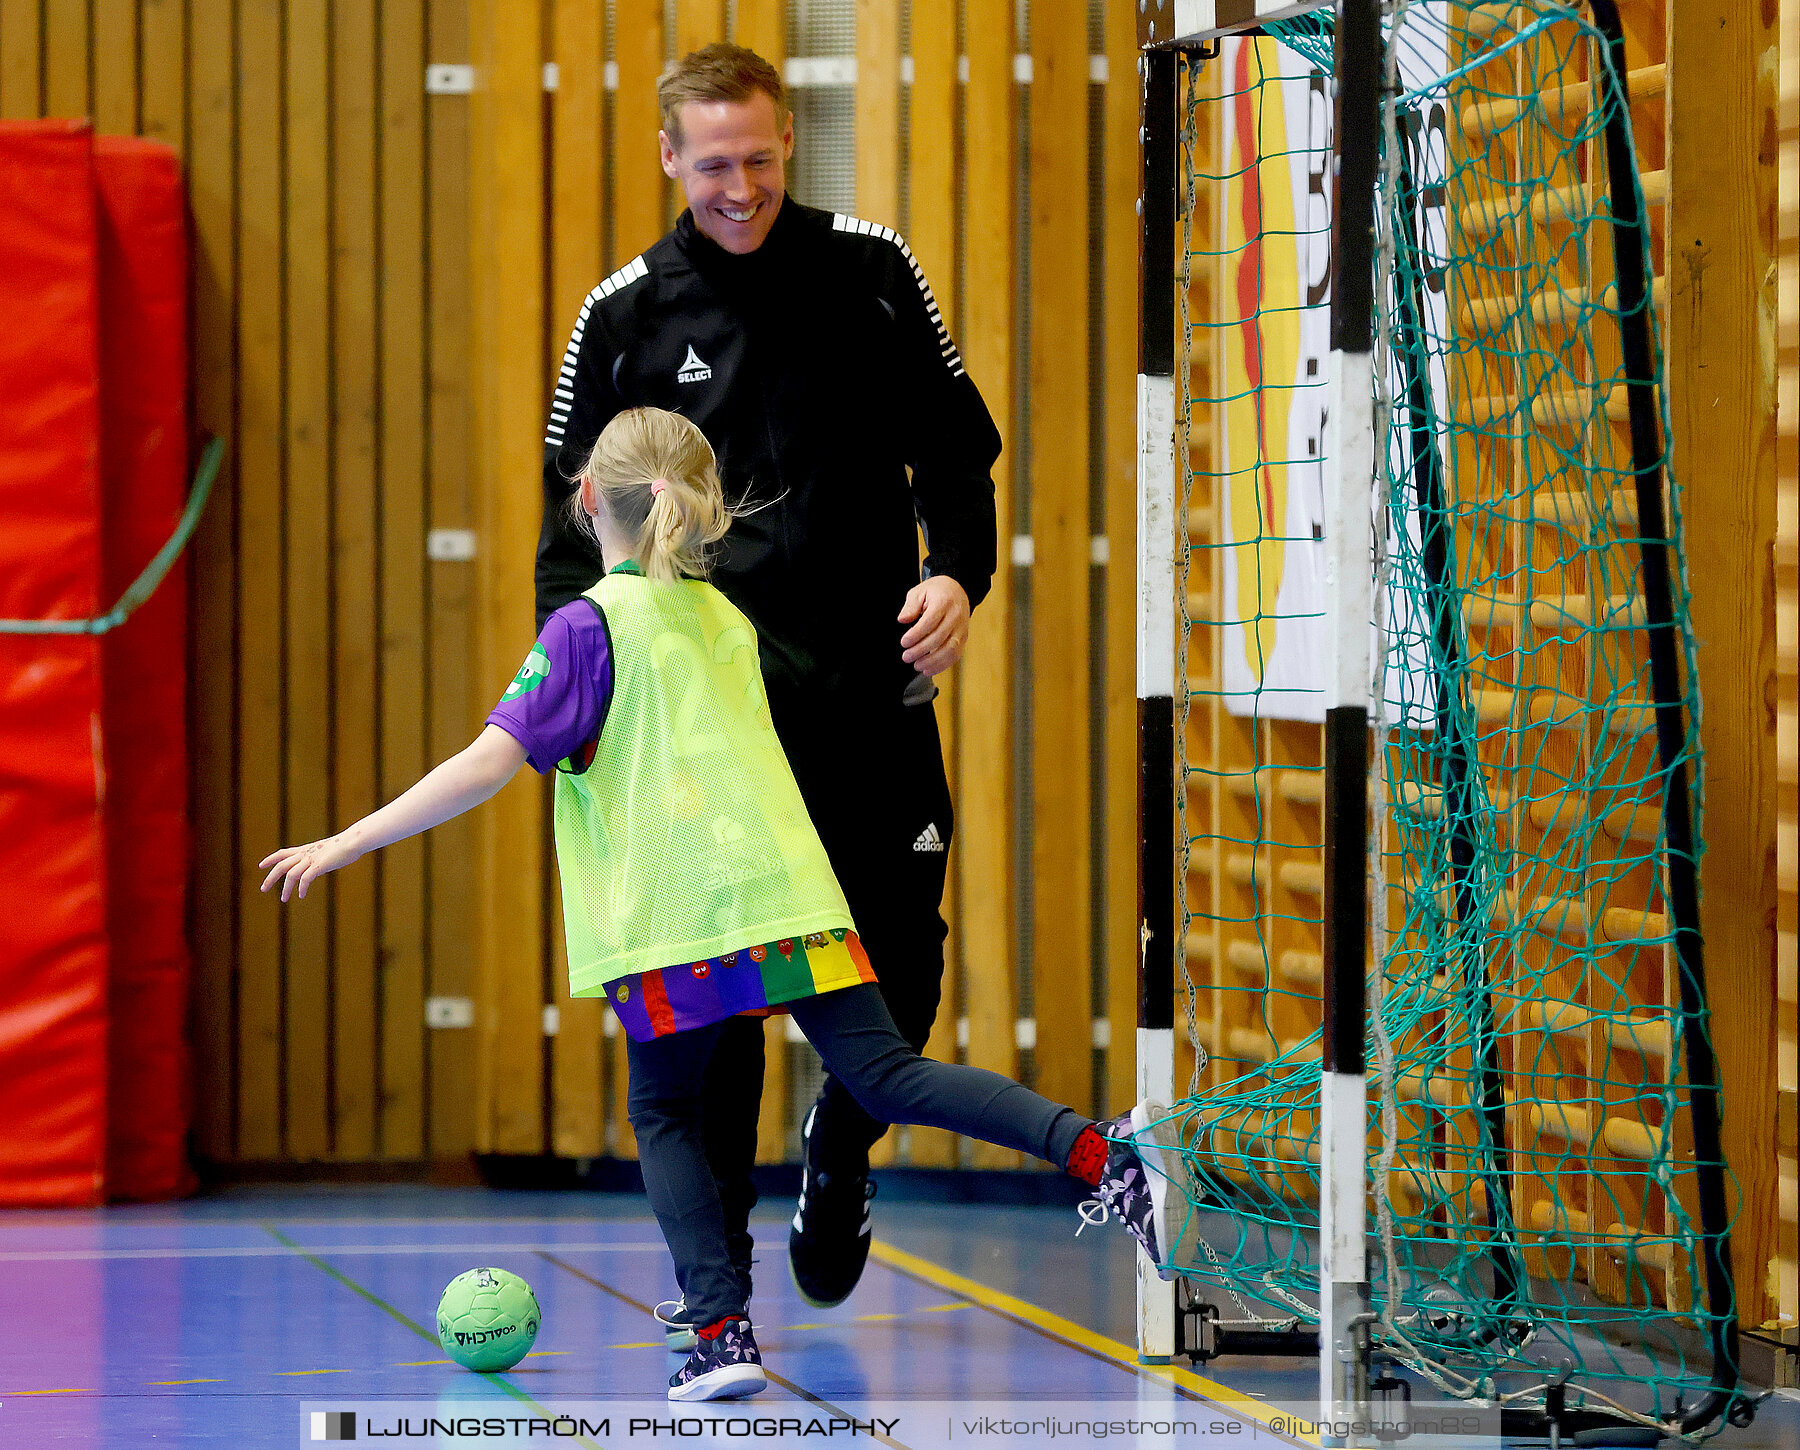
[
  {"left": 787, "top": 1106, "right": 876, "bottom": 1309},
  {"left": 655, "top": 1298, "right": 697, "bottom": 1353},
  {"left": 1080, "top": 1102, "right": 1181, "bottom": 1282},
  {"left": 659, "top": 1296, "right": 760, "bottom": 1353},
  {"left": 667, "top": 1318, "right": 766, "bottom": 1402}
]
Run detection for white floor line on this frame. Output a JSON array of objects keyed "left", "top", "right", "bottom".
[{"left": 0, "top": 1241, "right": 668, "bottom": 1262}]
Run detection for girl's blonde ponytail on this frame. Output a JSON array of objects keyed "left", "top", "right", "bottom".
[{"left": 576, "top": 408, "right": 731, "bottom": 581}]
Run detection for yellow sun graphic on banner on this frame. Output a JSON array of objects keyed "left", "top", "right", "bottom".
[{"left": 1224, "top": 38, "right": 1302, "bottom": 686}]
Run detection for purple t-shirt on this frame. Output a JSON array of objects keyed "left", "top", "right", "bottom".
[{"left": 486, "top": 601, "right": 616, "bottom": 774}]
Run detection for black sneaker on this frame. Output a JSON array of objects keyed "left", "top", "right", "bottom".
[
  {"left": 1081, "top": 1103, "right": 1181, "bottom": 1282},
  {"left": 667, "top": 1318, "right": 766, "bottom": 1401},
  {"left": 787, "top": 1106, "right": 875, "bottom": 1309}
]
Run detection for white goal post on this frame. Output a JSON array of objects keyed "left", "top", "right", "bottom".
[{"left": 1132, "top": 3, "right": 1377, "bottom": 1434}]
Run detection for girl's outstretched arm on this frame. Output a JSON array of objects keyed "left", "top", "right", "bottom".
[{"left": 260, "top": 725, "right": 529, "bottom": 901}]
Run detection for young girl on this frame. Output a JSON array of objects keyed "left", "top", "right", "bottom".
[{"left": 262, "top": 407, "right": 1176, "bottom": 1403}]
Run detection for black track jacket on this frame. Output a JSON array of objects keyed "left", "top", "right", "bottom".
[{"left": 534, "top": 199, "right": 1001, "bottom": 715}]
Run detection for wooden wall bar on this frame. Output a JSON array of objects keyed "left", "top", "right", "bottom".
[{"left": 1778, "top": 0, "right": 1799, "bottom": 1324}]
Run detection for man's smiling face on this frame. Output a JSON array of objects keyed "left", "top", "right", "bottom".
[{"left": 660, "top": 92, "right": 793, "bottom": 255}]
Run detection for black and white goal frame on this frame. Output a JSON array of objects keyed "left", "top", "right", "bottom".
[
  {"left": 1133, "top": 0, "right": 1377, "bottom": 1430},
  {"left": 1132, "top": 0, "right": 1746, "bottom": 1440}
]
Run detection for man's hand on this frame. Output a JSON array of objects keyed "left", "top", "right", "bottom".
[{"left": 898, "top": 576, "right": 971, "bottom": 677}]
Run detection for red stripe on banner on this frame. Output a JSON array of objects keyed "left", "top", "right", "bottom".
[{"left": 0, "top": 120, "right": 109, "bottom": 1207}]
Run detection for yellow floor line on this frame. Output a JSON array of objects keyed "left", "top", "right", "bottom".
[
  {"left": 867, "top": 1240, "right": 1317, "bottom": 1446},
  {"left": 150, "top": 1379, "right": 225, "bottom": 1386},
  {"left": 3, "top": 1388, "right": 96, "bottom": 1396}
]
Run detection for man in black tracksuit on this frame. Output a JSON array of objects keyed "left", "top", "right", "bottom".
[{"left": 534, "top": 44, "right": 1001, "bottom": 1319}]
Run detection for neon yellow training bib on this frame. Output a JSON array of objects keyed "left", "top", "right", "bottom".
[{"left": 554, "top": 566, "right": 854, "bottom": 996}]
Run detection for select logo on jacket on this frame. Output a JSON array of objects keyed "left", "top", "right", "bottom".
[
  {"left": 913, "top": 822, "right": 946, "bottom": 853},
  {"left": 677, "top": 344, "right": 712, "bottom": 383}
]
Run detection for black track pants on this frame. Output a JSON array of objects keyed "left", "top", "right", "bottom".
[
  {"left": 693, "top": 698, "right": 956, "bottom": 1244},
  {"left": 628, "top": 983, "right": 1088, "bottom": 1329}
]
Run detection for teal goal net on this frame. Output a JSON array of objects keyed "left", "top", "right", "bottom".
[{"left": 1158, "top": 1, "right": 1747, "bottom": 1438}]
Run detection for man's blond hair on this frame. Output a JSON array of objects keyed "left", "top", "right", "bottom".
[{"left": 657, "top": 43, "right": 789, "bottom": 151}]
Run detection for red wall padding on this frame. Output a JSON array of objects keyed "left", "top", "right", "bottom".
[
  {"left": 96, "top": 135, "right": 196, "bottom": 1202},
  {"left": 0, "top": 120, "right": 109, "bottom": 1207}
]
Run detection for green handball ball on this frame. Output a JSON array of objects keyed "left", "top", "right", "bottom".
[{"left": 436, "top": 1267, "right": 541, "bottom": 1372}]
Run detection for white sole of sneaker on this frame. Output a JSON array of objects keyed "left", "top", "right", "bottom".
[
  {"left": 667, "top": 1363, "right": 767, "bottom": 1401},
  {"left": 1130, "top": 1101, "right": 1184, "bottom": 1283}
]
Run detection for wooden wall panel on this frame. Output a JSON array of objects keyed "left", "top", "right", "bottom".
[
  {"left": 7, "top": 0, "right": 480, "bottom": 1169},
  {"left": 1027, "top": 0, "right": 1091, "bottom": 1117},
  {"left": 332, "top": 0, "right": 381, "bottom": 1161},
  {"left": 1777, "top": 0, "right": 1799, "bottom": 1327},
  {"left": 551, "top": 0, "right": 602, "bottom": 362},
  {"left": 854, "top": 0, "right": 903, "bottom": 1173},
  {"left": 905, "top": 0, "right": 958, "bottom": 1169},
  {"left": 1667, "top": 0, "right": 1782, "bottom": 1332},
  {"left": 282, "top": 0, "right": 332, "bottom": 1162},
  {"left": 958, "top": 0, "right": 1019, "bottom": 1168},
  {"left": 0, "top": 0, "right": 43, "bottom": 118},
  {"left": 93, "top": 0, "right": 138, "bottom": 134},
  {"left": 469, "top": 0, "right": 548, "bottom": 1156},
  {"left": 187, "top": 0, "right": 237, "bottom": 1164},
  {"left": 140, "top": 0, "right": 182, "bottom": 145},
  {"left": 733, "top": 0, "right": 783, "bottom": 66},
  {"left": 613, "top": 0, "right": 665, "bottom": 263},
  {"left": 550, "top": 0, "right": 606, "bottom": 1162},
  {"left": 380, "top": 0, "right": 431, "bottom": 1160},
  {"left": 234, "top": 0, "right": 285, "bottom": 1162},
  {"left": 427, "top": 0, "right": 480, "bottom": 1163},
  {"left": 43, "top": 0, "right": 88, "bottom": 117},
  {"left": 854, "top": 0, "right": 899, "bottom": 230},
  {"left": 753, "top": 1019, "right": 784, "bottom": 1165},
  {"left": 675, "top": 0, "right": 723, "bottom": 61}
]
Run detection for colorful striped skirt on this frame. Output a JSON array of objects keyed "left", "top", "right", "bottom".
[{"left": 601, "top": 928, "right": 877, "bottom": 1042}]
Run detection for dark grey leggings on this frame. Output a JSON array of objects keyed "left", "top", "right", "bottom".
[{"left": 626, "top": 983, "right": 1091, "bottom": 1328}]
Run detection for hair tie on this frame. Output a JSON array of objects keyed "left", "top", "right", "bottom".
[{"left": 650, "top": 478, "right": 669, "bottom": 498}]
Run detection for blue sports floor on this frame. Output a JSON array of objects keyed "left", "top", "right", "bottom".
[{"left": 2, "top": 1186, "right": 1797, "bottom": 1446}]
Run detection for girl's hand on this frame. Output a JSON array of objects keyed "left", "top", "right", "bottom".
[{"left": 259, "top": 835, "right": 364, "bottom": 901}]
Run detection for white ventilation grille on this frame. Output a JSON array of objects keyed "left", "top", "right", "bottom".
[{"left": 789, "top": 84, "right": 857, "bottom": 215}]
